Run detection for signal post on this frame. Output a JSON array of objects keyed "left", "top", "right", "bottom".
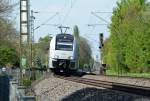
[{"left": 99, "top": 33, "right": 105, "bottom": 75}]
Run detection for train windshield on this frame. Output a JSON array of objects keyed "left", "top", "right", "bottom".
[
  {"left": 56, "top": 42, "right": 73, "bottom": 51},
  {"left": 56, "top": 34, "right": 74, "bottom": 51}
]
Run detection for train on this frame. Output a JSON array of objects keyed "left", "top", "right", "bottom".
[{"left": 49, "top": 34, "right": 78, "bottom": 74}]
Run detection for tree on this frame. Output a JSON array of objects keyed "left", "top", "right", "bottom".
[
  {"left": 73, "top": 25, "right": 92, "bottom": 68},
  {"left": 102, "top": 38, "right": 114, "bottom": 70},
  {"left": 79, "top": 37, "right": 92, "bottom": 68},
  {"left": 73, "top": 25, "right": 79, "bottom": 38},
  {"left": 73, "top": 25, "right": 80, "bottom": 68},
  {"left": 0, "top": 0, "right": 19, "bottom": 67},
  {"left": 104, "top": 0, "right": 150, "bottom": 73},
  {"left": 0, "top": 0, "right": 19, "bottom": 41},
  {"left": 34, "top": 35, "right": 52, "bottom": 68},
  {"left": 0, "top": 45, "right": 19, "bottom": 67},
  {"left": 0, "top": 0, "right": 11, "bottom": 14}
]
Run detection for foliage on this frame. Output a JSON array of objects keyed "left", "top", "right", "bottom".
[
  {"left": 73, "top": 25, "right": 80, "bottom": 67},
  {"left": 106, "top": 69, "right": 150, "bottom": 78},
  {"left": 79, "top": 37, "right": 92, "bottom": 67},
  {"left": 73, "top": 25, "right": 92, "bottom": 67},
  {"left": 0, "top": 0, "right": 12, "bottom": 14},
  {"left": 73, "top": 25, "right": 79, "bottom": 38},
  {"left": 39, "top": 35, "right": 51, "bottom": 44},
  {"left": 103, "top": 0, "right": 150, "bottom": 73},
  {"left": 102, "top": 38, "right": 114, "bottom": 70},
  {"left": 0, "top": 0, "right": 19, "bottom": 67},
  {"left": 22, "top": 77, "right": 32, "bottom": 87},
  {"left": 34, "top": 35, "right": 52, "bottom": 68},
  {"left": 0, "top": 44, "right": 19, "bottom": 67}
]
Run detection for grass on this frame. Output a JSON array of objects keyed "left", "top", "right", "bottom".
[
  {"left": 22, "top": 77, "right": 32, "bottom": 87},
  {"left": 35, "top": 71, "right": 45, "bottom": 81},
  {"left": 106, "top": 69, "right": 150, "bottom": 78}
]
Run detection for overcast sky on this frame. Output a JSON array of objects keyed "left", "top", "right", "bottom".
[{"left": 12, "top": 0, "right": 118, "bottom": 60}]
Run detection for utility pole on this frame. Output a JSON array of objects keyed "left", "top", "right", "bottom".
[
  {"left": 30, "top": 10, "right": 35, "bottom": 80},
  {"left": 20, "top": 0, "right": 30, "bottom": 85},
  {"left": 30, "top": 10, "right": 38, "bottom": 67},
  {"left": 30, "top": 10, "right": 39, "bottom": 80},
  {"left": 30, "top": 10, "right": 34, "bottom": 68}
]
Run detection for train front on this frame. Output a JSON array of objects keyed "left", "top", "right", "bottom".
[{"left": 49, "top": 34, "right": 77, "bottom": 73}]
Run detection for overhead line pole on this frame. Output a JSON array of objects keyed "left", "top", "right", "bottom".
[
  {"left": 30, "top": 10, "right": 38, "bottom": 67},
  {"left": 20, "top": 0, "right": 30, "bottom": 85}
]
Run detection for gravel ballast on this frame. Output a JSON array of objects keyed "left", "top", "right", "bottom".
[{"left": 33, "top": 75, "right": 150, "bottom": 101}]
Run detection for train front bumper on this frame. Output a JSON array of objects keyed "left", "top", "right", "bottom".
[{"left": 52, "top": 59, "right": 76, "bottom": 69}]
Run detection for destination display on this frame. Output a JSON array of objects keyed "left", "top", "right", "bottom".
[{"left": 56, "top": 34, "right": 74, "bottom": 42}]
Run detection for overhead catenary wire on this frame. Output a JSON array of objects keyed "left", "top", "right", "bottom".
[
  {"left": 34, "top": 12, "right": 59, "bottom": 30},
  {"left": 86, "top": 11, "right": 112, "bottom": 44},
  {"left": 40, "top": 0, "right": 69, "bottom": 25},
  {"left": 86, "top": 24, "right": 108, "bottom": 46},
  {"left": 62, "top": 0, "right": 78, "bottom": 24},
  {"left": 86, "top": 11, "right": 112, "bottom": 60},
  {"left": 78, "top": 12, "right": 100, "bottom": 58},
  {"left": 91, "top": 12, "right": 110, "bottom": 24},
  {"left": 94, "top": 11, "right": 112, "bottom": 13},
  {"left": 59, "top": 0, "right": 68, "bottom": 24}
]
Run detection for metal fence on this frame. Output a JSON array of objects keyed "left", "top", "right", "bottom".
[{"left": 0, "top": 68, "right": 49, "bottom": 101}]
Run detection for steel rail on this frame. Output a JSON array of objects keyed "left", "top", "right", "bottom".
[
  {"left": 85, "top": 72, "right": 150, "bottom": 80},
  {"left": 56, "top": 75, "right": 150, "bottom": 97},
  {"left": 98, "top": 74, "right": 150, "bottom": 80}
]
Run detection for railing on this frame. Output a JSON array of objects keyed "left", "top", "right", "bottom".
[
  {"left": 0, "top": 68, "right": 36, "bottom": 101},
  {"left": 0, "top": 68, "right": 50, "bottom": 101},
  {"left": 10, "top": 79, "right": 36, "bottom": 101}
]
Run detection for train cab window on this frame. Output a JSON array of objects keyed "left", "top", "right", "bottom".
[
  {"left": 56, "top": 34, "right": 74, "bottom": 51},
  {"left": 56, "top": 42, "right": 73, "bottom": 51}
]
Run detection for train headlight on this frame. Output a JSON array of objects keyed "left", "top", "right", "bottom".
[
  {"left": 69, "top": 56, "right": 73, "bottom": 60},
  {"left": 54, "top": 55, "right": 59, "bottom": 59}
]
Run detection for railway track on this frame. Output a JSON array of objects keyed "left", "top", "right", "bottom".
[
  {"left": 56, "top": 75, "right": 150, "bottom": 97},
  {"left": 99, "top": 74, "right": 150, "bottom": 80}
]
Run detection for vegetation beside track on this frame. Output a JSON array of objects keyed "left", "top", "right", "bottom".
[
  {"left": 0, "top": 0, "right": 19, "bottom": 68},
  {"left": 106, "top": 70, "right": 150, "bottom": 78},
  {"left": 103, "top": 0, "right": 150, "bottom": 74}
]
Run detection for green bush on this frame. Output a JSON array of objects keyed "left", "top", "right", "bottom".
[{"left": 22, "top": 77, "right": 32, "bottom": 87}]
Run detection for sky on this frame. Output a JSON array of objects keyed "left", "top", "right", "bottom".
[{"left": 12, "top": 0, "right": 118, "bottom": 60}]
